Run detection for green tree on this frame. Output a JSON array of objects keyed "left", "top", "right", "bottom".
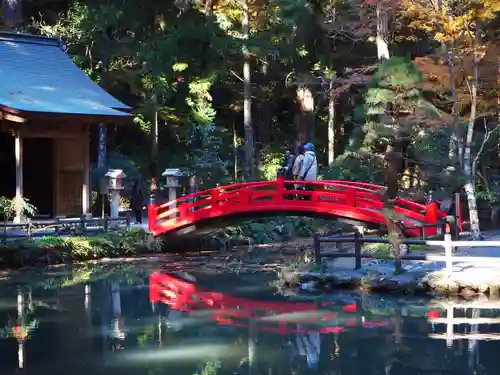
[{"left": 364, "top": 56, "right": 440, "bottom": 199}]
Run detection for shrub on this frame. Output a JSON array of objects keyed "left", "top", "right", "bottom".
[
  {"left": 363, "top": 238, "right": 428, "bottom": 256},
  {"left": 0, "top": 196, "right": 37, "bottom": 221},
  {"left": 0, "top": 229, "right": 162, "bottom": 269},
  {"left": 207, "top": 217, "right": 344, "bottom": 247}
]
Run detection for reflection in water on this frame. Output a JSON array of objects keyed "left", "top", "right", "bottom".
[
  {"left": 0, "top": 265, "right": 499, "bottom": 374},
  {"left": 114, "top": 342, "right": 244, "bottom": 364},
  {"left": 110, "top": 283, "right": 125, "bottom": 341},
  {"left": 293, "top": 327, "right": 320, "bottom": 369},
  {"left": 17, "top": 288, "right": 24, "bottom": 369}
]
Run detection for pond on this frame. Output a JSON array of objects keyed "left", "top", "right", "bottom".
[{"left": 0, "top": 256, "right": 499, "bottom": 375}]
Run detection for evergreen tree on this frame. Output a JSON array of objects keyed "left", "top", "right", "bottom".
[
  {"left": 364, "top": 56, "right": 440, "bottom": 199},
  {"left": 188, "top": 124, "right": 231, "bottom": 189}
]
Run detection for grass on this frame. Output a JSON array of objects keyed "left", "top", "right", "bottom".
[
  {"left": 363, "top": 241, "right": 429, "bottom": 256},
  {"left": 0, "top": 228, "right": 163, "bottom": 270}
]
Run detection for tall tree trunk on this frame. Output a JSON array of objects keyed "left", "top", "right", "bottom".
[
  {"left": 463, "top": 29, "right": 481, "bottom": 239},
  {"left": 97, "top": 48, "right": 108, "bottom": 167},
  {"left": 150, "top": 106, "right": 159, "bottom": 201},
  {"left": 242, "top": 0, "right": 255, "bottom": 180},
  {"left": 327, "top": 79, "right": 335, "bottom": 164},
  {"left": 376, "top": 4, "right": 407, "bottom": 265},
  {"left": 438, "top": 1, "right": 462, "bottom": 167},
  {"left": 233, "top": 120, "right": 238, "bottom": 181},
  {"left": 445, "top": 45, "right": 462, "bottom": 166},
  {"left": 385, "top": 138, "right": 401, "bottom": 200},
  {"left": 96, "top": 48, "right": 110, "bottom": 216},
  {"left": 295, "top": 86, "right": 315, "bottom": 145},
  {"left": 377, "top": 2, "right": 395, "bottom": 198},
  {"left": 376, "top": 2, "right": 390, "bottom": 61}
]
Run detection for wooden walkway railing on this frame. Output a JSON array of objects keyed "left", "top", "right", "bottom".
[
  {"left": 314, "top": 229, "right": 500, "bottom": 273},
  {"left": 1, "top": 215, "right": 132, "bottom": 241}
]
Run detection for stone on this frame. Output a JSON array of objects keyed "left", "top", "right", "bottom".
[
  {"left": 477, "top": 283, "right": 489, "bottom": 294},
  {"left": 279, "top": 270, "right": 299, "bottom": 285},
  {"left": 433, "top": 279, "right": 459, "bottom": 294},
  {"left": 460, "top": 287, "right": 477, "bottom": 298},
  {"left": 421, "top": 271, "right": 445, "bottom": 289},
  {"left": 489, "top": 285, "right": 500, "bottom": 297}
]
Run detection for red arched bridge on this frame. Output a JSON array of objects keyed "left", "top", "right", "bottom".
[
  {"left": 148, "top": 178, "right": 447, "bottom": 238},
  {"left": 149, "top": 272, "right": 391, "bottom": 334}
]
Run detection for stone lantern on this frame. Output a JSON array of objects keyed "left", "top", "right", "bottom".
[
  {"left": 162, "top": 168, "right": 182, "bottom": 203},
  {"left": 104, "top": 169, "right": 126, "bottom": 218}
]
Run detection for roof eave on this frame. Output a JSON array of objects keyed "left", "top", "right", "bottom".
[{"left": 0, "top": 105, "right": 133, "bottom": 125}]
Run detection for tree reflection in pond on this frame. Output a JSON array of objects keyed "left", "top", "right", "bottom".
[{"left": 0, "top": 262, "right": 497, "bottom": 374}]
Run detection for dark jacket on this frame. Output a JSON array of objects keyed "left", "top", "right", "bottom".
[
  {"left": 284, "top": 153, "right": 296, "bottom": 180},
  {"left": 131, "top": 184, "right": 143, "bottom": 210}
]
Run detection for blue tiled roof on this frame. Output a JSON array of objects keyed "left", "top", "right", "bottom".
[{"left": 0, "top": 32, "right": 132, "bottom": 117}]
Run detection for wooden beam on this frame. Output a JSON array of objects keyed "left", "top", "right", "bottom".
[
  {"left": 14, "top": 130, "right": 23, "bottom": 223},
  {"left": 0, "top": 111, "right": 26, "bottom": 123},
  {"left": 0, "top": 104, "right": 131, "bottom": 125},
  {"left": 0, "top": 121, "right": 85, "bottom": 138},
  {"left": 82, "top": 126, "right": 91, "bottom": 216},
  {"left": 18, "top": 111, "right": 131, "bottom": 125},
  {"left": 18, "top": 130, "right": 83, "bottom": 139}
]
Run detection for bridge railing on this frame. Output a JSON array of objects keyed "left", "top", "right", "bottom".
[
  {"left": 148, "top": 178, "right": 446, "bottom": 236},
  {"left": 149, "top": 272, "right": 392, "bottom": 334}
]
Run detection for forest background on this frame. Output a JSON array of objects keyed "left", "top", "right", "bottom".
[{"left": 2, "top": 0, "right": 500, "bottom": 239}]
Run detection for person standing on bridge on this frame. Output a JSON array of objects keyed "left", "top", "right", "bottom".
[
  {"left": 282, "top": 149, "right": 297, "bottom": 199},
  {"left": 283, "top": 150, "right": 296, "bottom": 180},
  {"left": 292, "top": 145, "right": 305, "bottom": 191},
  {"left": 299, "top": 143, "right": 317, "bottom": 200}
]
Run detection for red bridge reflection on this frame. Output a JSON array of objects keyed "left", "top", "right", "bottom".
[{"left": 149, "top": 272, "right": 391, "bottom": 334}]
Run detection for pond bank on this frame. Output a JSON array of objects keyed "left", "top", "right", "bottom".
[
  {"left": 0, "top": 230, "right": 311, "bottom": 275},
  {"left": 0, "top": 229, "right": 163, "bottom": 270},
  {"left": 280, "top": 229, "right": 500, "bottom": 297},
  {"left": 279, "top": 257, "right": 500, "bottom": 297}
]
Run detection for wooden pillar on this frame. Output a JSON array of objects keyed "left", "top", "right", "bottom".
[
  {"left": 14, "top": 130, "right": 23, "bottom": 223},
  {"left": 53, "top": 139, "right": 60, "bottom": 216},
  {"left": 82, "top": 127, "right": 91, "bottom": 216}
]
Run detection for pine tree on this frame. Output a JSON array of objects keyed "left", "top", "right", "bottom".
[
  {"left": 364, "top": 56, "right": 440, "bottom": 267},
  {"left": 188, "top": 125, "right": 231, "bottom": 189},
  {"left": 364, "top": 56, "right": 440, "bottom": 199}
]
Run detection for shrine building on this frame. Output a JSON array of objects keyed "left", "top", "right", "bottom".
[{"left": 0, "top": 32, "right": 131, "bottom": 221}]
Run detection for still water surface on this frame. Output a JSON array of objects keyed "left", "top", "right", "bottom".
[{"left": 0, "top": 259, "right": 499, "bottom": 375}]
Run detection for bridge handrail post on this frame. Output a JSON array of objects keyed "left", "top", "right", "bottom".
[
  {"left": 147, "top": 203, "right": 156, "bottom": 234},
  {"left": 425, "top": 202, "right": 438, "bottom": 223},
  {"left": 347, "top": 187, "right": 357, "bottom": 207},
  {"left": 211, "top": 189, "right": 219, "bottom": 205},
  {"left": 276, "top": 175, "right": 285, "bottom": 201}
]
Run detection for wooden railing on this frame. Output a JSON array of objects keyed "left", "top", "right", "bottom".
[
  {"left": 1, "top": 215, "right": 131, "bottom": 241},
  {"left": 149, "top": 177, "right": 447, "bottom": 237},
  {"left": 313, "top": 228, "right": 500, "bottom": 273}
]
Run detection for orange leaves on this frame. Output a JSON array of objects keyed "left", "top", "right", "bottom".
[
  {"left": 402, "top": 0, "right": 500, "bottom": 43},
  {"left": 401, "top": 0, "right": 459, "bottom": 42}
]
